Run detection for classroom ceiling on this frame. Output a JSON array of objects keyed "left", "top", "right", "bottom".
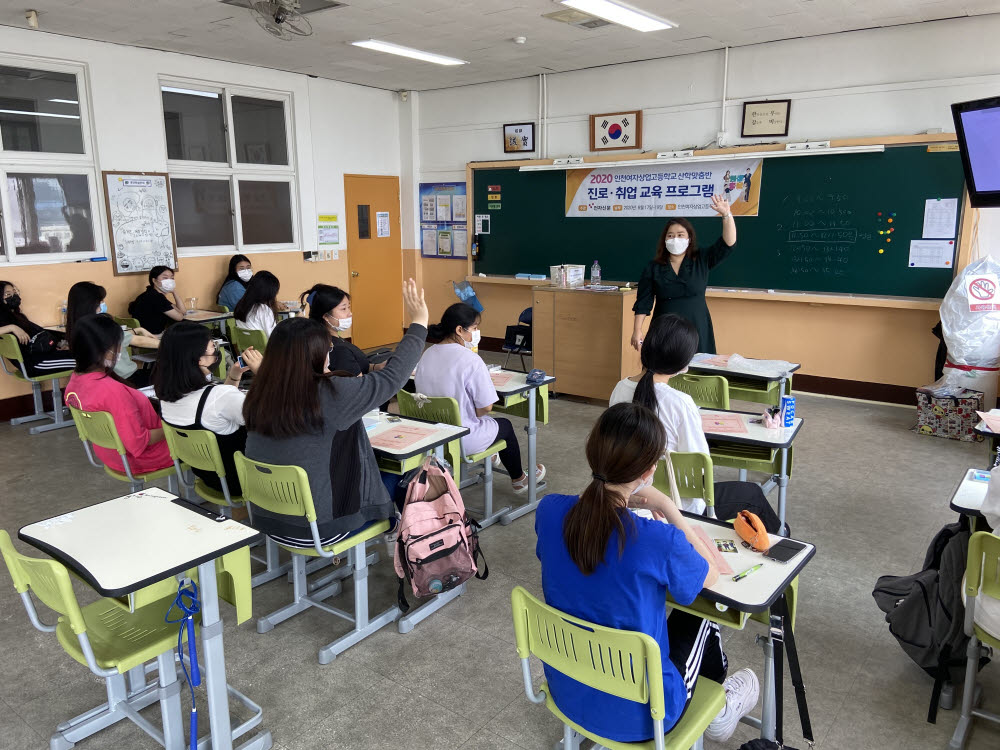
[{"left": 1, "top": 0, "right": 998, "bottom": 91}]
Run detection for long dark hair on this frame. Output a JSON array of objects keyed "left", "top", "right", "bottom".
[
  {"left": 632, "top": 314, "right": 699, "bottom": 414},
  {"left": 654, "top": 218, "right": 699, "bottom": 264},
  {"left": 563, "top": 403, "right": 666, "bottom": 575},
  {"left": 154, "top": 322, "right": 213, "bottom": 403},
  {"left": 69, "top": 314, "right": 129, "bottom": 384},
  {"left": 66, "top": 281, "right": 106, "bottom": 341},
  {"left": 217, "top": 254, "right": 251, "bottom": 302},
  {"left": 0, "top": 280, "right": 32, "bottom": 328},
  {"left": 243, "top": 317, "right": 333, "bottom": 438},
  {"left": 427, "top": 303, "right": 480, "bottom": 343},
  {"left": 233, "top": 270, "right": 280, "bottom": 323},
  {"left": 301, "top": 283, "right": 350, "bottom": 323}
]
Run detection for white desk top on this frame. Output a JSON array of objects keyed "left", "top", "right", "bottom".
[
  {"left": 184, "top": 309, "right": 233, "bottom": 323},
  {"left": 367, "top": 411, "right": 468, "bottom": 460},
  {"left": 684, "top": 513, "right": 815, "bottom": 612},
  {"left": 490, "top": 369, "right": 556, "bottom": 397},
  {"left": 688, "top": 354, "right": 801, "bottom": 382},
  {"left": 19, "top": 488, "right": 260, "bottom": 597},
  {"left": 949, "top": 467, "right": 990, "bottom": 517},
  {"left": 700, "top": 408, "right": 803, "bottom": 449}
]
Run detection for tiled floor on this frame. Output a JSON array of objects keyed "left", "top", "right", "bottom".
[{"left": 2, "top": 379, "right": 1000, "bottom": 750}]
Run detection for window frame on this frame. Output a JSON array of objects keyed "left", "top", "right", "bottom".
[
  {"left": 0, "top": 54, "right": 105, "bottom": 265},
  {"left": 160, "top": 78, "right": 299, "bottom": 257}
]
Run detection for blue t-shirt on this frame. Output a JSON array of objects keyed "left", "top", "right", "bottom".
[
  {"left": 218, "top": 279, "right": 246, "bottom": 312},
  {"left": 534, "top": 494, "right": 709, "bottom": 742}
]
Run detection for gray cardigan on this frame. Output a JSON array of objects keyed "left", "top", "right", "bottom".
[{"left": 245, "top": 324, "right": 426, "bottom": 539}]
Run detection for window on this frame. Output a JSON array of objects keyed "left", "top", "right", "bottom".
[
  {"left": 0, "top": 59, "right": 101, "bottom": 264},
  {"left": 161, "top": 81, "right": 297, "bottom": 254}
]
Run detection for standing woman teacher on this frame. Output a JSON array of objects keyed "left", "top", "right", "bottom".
[{"left": 631, "top": 193, "right": 736, "bottom": 355}]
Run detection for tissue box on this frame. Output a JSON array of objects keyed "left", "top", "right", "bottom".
[{"left": 915, "top": 388, "right": 984, "bottom": 442}]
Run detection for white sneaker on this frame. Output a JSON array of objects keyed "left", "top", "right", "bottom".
[
  {"left": 491, "top": 454, "right": 502, "bottom": 470},
  {"left": 512, "top": 464, "right": 546, "bottom": 494},
  {"left": 704, "top": 668, "right": 759, "bottom": 743}
]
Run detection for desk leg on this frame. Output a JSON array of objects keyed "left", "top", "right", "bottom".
[
  {"left": 777, "top": 447, "right": 789, "bottom": 536},
  {"left": 758, "top": 617, "right": 778, "bottom": 741},
  {"left": 499, "top": 388, "right": 546, "bottom": 525}
]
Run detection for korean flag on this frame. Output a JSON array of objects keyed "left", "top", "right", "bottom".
[{"left": 594, "top": 112, "right": 639, "bottom": 150}]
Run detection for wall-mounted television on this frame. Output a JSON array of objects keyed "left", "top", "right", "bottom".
[{"left": 952, "top": 96, "right": 1000, "bottom": 208}]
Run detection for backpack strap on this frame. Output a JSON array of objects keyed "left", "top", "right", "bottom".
[
  {"left": 927, "top": 646, "right": 951, "bottom": 723},
  {"left": 396, "top": 536, "right": 411, "bottom": 614},
  {"left": 193, "top": 385, "right": 216, "bottom": 430},
  {"left": 770, "top": 609, "right": 786, "bottom": 747},
  {"left": 465, "top": 515, "right": 490, "bottom": 581},
  {"left": 776, "top": 594, "right": 814, "bottom": 744}
]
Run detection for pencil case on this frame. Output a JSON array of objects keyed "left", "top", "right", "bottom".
[{"left": 734, "top": 510, "right": 770, "bottom": 552}]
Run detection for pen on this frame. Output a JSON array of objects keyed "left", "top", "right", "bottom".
[{"left": 732, "top": 564, "right": 763, "bottom": 582}]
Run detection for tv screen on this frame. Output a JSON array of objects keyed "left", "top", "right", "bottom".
[{"left": 952, "top": 96, "right": 1000, "bottom": 207}]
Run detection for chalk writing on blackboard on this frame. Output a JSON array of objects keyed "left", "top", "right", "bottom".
[
  {"left": 103, "top": 172, "right": 177, "bottom": 276},
  {"left": 779, "top": 197, "right": 874, "bottom": 279}
]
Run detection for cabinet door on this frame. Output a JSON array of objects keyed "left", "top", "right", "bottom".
[
  {"left": 532, "top": 291, "right": 554, "bottom": 374},
  {"left": 554, "top": 293, "right": 622, "bottom": 400}
]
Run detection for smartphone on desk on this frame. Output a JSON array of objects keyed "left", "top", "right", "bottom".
[{"left": 763, "top": 538, "right": 806, "bottom": 564}]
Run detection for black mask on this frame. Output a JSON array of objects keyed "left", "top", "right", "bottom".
[{"left": 3, "top": 294, "right": 20, "bottom": 309}]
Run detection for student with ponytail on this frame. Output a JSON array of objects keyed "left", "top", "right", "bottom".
[
  {"left": 535, "top": 402, "right": 758, "bottom": 743},
  {"left": 415, "top": 302, "right": 544, "bottom": 494},
  {"left": 610, "top": 313, "right": 782, "bottom": 532}
]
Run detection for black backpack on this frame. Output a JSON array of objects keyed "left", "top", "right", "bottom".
[{"left": 872, "top": 519, "right": 989, "bottom": 722}]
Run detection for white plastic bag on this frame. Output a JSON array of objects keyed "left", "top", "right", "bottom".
[{"left": 940, "top": 255, "right": 1000, "bottom": 368}]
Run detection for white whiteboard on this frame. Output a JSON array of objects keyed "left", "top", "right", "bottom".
[{"left": 102, "top": 172, "right": 178, "bottom": 276}]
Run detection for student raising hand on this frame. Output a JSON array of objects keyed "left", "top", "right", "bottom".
[{"left": 402, "top": 278, "right": 428, "bottom": 328}]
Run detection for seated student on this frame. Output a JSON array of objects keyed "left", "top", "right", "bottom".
[
  {"left": 128, "top": 266, "right": 186, "bottom": 335},
  {"left": 610, "top": 314, "right": 782, "bottom": 532},
  {"left": 234, "top": 270, "right": 280, "bottom": 337},
  {"left": 301, "top": 283, "right": 384, "bottom": 376},
  {"left": 243, "top": 279, "right": 428, "bottom": 547},
  {"left": 156, "top": 322, "right": 261, "bottom": 496},
  {"left": 535, "top": 402, "right": 758, "bottom": 744},
  {"left": 65, "top": 314, "right": 173, "bottom": 475},
  {"left": 217, "top": 254, "right": 252, "bottom": 312},
  {"left": 0, "top": 280, "right": 75, "bottom": 376},
  {"left": 415, "top": 303, "right": 545, "bottom": 494},
  {"left": 66, "top": 281, "right": 160, "bottom": 387}
]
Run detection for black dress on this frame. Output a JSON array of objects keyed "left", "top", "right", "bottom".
[
  {"left": 329, "top": 335, "right": 371, "bottom": 377},
  {"left": 633, "top": 237, "right": 737, "bottom": 354}
]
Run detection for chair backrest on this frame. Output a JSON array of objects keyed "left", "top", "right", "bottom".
[
  {"left": 233, "top": 452, "right": 316, "bottom": 522},
  {"left": 653, "top": 452, "right": 715, "bottom": 510},
  {"left": 67, "top": 404, "right": 127, "bottom": 455},
  {"left": 232, "top": 326, "right": 267, "bottom": 355},
  {"left": 669, "top": 374, "right": 730, "bottom": 410},
  {"left": 396, "top": 390, "right": 462, "bottom": 428},
  {"left": 517, "top": 307, "right": 532, "bottom": 326},
  {"left": 0, "top": 530, "right": 87, "bottom": 634},
  {"left": 510, "top": 585, "right": 665, "bottom": 719},
  {"left": 0, "top": 334, "right": 28, "bottom": 378},
  {"left": 113, "top": 315, "right": 141, "bottom": 330},
  {"left": 966, "top": 531, "right": 1000, "bottom": 604},
  {"left": 163, "top": 423, "right": 226, "bottom": 476}
]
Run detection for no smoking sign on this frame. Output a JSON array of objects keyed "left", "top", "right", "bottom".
[{"left": 968, "top": 274, "right": 1000, "bottom": 311}]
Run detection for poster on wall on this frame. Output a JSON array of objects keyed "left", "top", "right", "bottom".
[
  {"left": 102, "top": 171, "right": 178, "bottom": 276},
  {"left": 418, "top": 182, "right": 468, "bottom": 259},
  {"left": 565, "top": 158, "right": 764, "bottom": 218}
]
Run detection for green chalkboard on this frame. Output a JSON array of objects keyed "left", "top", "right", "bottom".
[{"left": 473, "top": 146, "right": 965, "bottom": 298}]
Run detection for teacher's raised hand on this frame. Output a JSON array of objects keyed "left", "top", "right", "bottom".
[{"left": 710, "top": 193, "right": 732, "bottom": 217}]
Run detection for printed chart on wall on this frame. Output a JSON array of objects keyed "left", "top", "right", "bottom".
[
  {"left": 102, "top": 171, "right": 178, "bottom": 276},
  {"left": 420, "top": 181, "right": 467, "bottom": 259}
]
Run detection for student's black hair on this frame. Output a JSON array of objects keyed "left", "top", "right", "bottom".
[
  {"left": 233, "top": 270, "right": 280, "bottom": 323},
  {"left": 66, "top": 281, "right": 107, "bottom": 341},
  {"left": 0, "top": 280, "right": 32, "bottom": 328},
  {"left": 632, "top": 314, "right": 699, "bottom": 415},
  {"left": 70, "top": 313, "right": 130, "bottom": 385},
  {"left": 148, "top": 265, "right": 174, "bottom": 285},
  {"left": 153, "top": 321, "right": 214, "bottom": 403},
  {"left": 301, "top": 283, "right": 350, "bottom": 323},
  {"left": 427, "top": 303, "right": 480, "bottom": 343},
  {"left": 217, "top": 254, "right": 252, "bottom": 302}
]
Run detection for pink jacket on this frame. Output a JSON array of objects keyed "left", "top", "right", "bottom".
[{"left": 66, "top": 371, "right": 173, "bottom": 476}]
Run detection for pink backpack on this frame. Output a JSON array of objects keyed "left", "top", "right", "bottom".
[{"left": 394, "top": 457, "right": 488, "bottom": 610}]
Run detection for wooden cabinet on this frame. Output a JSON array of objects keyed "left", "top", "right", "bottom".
[{"left": 532, "top": 287, "right": 646, "bottom": 401}]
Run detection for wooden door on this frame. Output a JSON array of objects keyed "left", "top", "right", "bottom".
[{"left": 344, "top": 174, "right": 404, "bottom": 349}]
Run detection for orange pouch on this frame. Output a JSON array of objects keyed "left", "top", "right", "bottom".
[{"left": 734, "top": 511, "right": 770, "bottom": 552}]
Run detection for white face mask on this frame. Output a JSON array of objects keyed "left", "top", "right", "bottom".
[
  {"left": 335, "top": 316, "right": 352, "bottom": 331},
  {"left": 665, "top": 237, "right": 689, "bottom": 256},
  {"left": 464, "top": 329, "right": 481, "bottom": 350},
  {"left": 237, "top": 269, "right": 253, "bottom": 282},
  {"left": 159, "top": 278, "right": 176, "bottom": 292},
  {"left": 631, "top": 473, "right": 653, "bottom": 496}
]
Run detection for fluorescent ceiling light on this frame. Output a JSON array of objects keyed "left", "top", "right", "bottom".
[
  {"left": 0, "top": 109, "right": 80, "bottom": 120},
  {"left": 160, "top": 86, "right": 220, "bottom": 99},
  {"left": 560, "top": 0, "right": 675, "bottom": 32},
  {"left": 519, "top": 145, "right": 885, "bottom": 171},
  {"left": 351, "top": 39, "right": 468, "bottom": 66},
  {"left": 48, "top": 98, "right": 78, "bottom": 105}
]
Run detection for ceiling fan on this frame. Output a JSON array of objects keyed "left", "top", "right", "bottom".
[{"left": 248, "top": 0, "right": 313, "bottom": 41}]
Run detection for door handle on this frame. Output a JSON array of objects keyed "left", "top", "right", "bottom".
[{"left": 352, "top": 271, "right": 359, "bottom": 277}]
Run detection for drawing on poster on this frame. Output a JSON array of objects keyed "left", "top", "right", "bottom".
[{"left": 103, "top": 172, "right": 177, "bottom": 276}]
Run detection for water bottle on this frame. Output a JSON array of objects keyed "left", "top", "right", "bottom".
[
  {"left": 591, "top": 260, "right": 601, "bottom": 286},
  {"left": 59, "top": 301, "right": 67, "bottom": 327}
]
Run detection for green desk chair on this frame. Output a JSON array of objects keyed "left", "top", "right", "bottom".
[
  {"left": 669, "top": 373, "right": 730, "bottom": 410},
  {"left": 950, "top": 531, "right": 1000, "bottom": 749},
  {"left": 67, "top": 404, "right": 180, "bottom": 494},
  {"left": 653, "top": 452, "right": 717, "bottom": 520},
  {"left": 231, "top": 326, "right": 267, "bottom": 356},
  {"left": 0, "top": 333, "right": 74, "bottom": 434},
  {"left": 234, "top": 452, "right": 397, "bottom": 664},
  {"left": 511, "top": 586, "right": 726, "bottom": 750},
  {"left": 724, "top": 375, "right": 792, "bottom": 408},
  {"left": 396, "top": 390, "right": 510, "bottom": 529},
  {"left": 112, "top": 315, "right": 142, "bottom": 330},
  {"left": 493, "top": 383, "right": 550, "bottom": 425}
]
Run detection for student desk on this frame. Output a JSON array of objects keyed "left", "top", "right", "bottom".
[
  {"left": 973, "top": 410, "right": 1000, "bottom": 463},
  {"left": 700, "top": 408, "right": 803, "bottom": 534},
  {"left": 669, "top": 512, "right": 816, "bottom": 742},
  {"left": 688, "top": 355, "right": 801, "bottom": 407},
  {"left": 185, "top": 309, "right": 234, "bottom": 324},
  {"left": 18, "top": 487, "right": 271, "bottom": 750},
  {"left": 949, "top": 467, "right": 990, "bottom": 519}
]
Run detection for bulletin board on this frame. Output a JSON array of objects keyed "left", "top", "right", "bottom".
[
  {"left": 102, "top": 171, "right": 178, "bottom": 276},
  {"left": 419, "top": 182, "right": 467, "bottom": 260}
]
